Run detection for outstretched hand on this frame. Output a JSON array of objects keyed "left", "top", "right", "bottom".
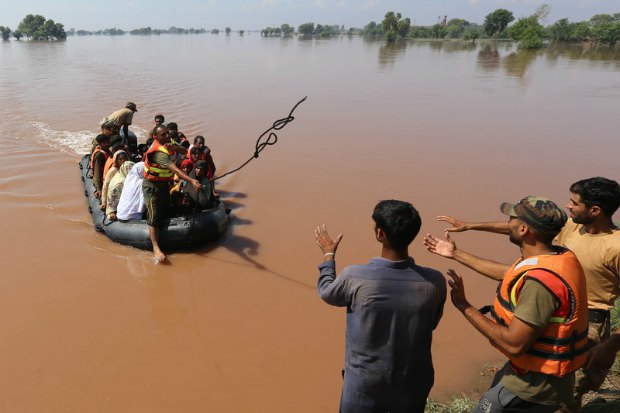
[
  {"left": 315, "top": 224, "right": 343, "bottom": 256},
  {"left": 424, "top": 232, "right": 456, "bottom": 258},
  {"left": 437, "top": 215, "right": 469, "bottom": 232},
  {"left": 447, "top": 269, "right": 470, "bottom": 311}
]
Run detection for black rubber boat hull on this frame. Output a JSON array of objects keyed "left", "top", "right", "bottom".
[{"left": 79, "top": 154, "right": 228, "bottom": 251}]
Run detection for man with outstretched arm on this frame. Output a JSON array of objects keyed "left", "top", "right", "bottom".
[
  {"left": 316, "top": 200, "right": 446, "bottom": 413},
  {"left": 433, "top": 177, "right": 620, "bottom": 411},
  {"left": 435, "top": 197, "right": 589, "bottom": 412},
  {"left": 143, "top": 124, "right": 201, "bottom": 262}
]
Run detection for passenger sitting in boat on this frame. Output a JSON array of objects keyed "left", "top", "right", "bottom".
[
  {"left": 170, "top": 159, "right": 194, "bottom": 195},
  {"left": 190, "top": 135, "right": 216, "bottom": 180},
  {"left": 90, "top": 134, "right": 111, "bottom": 200},
  {"left": 171, "top": 192, "right": 194, "bottom": 216},
  {"left": 184, "top": 146, "right": 201, "bottom": 170},
  {"left": 103, "top": 143, "right": 124, "bottom": 179},
  {"left": 166, "top": 122, "right": 188, "bottom": 144},
  {"left": 184, "top": 160, "right": 214, "bottom": 210},
  {"left": 116, "top": 161, "right": 145, "bottom": 221},
  {"left": 91, "top": 122, "right": 115, "bottom": 153},
  {"left": 100, "top": 150, "right": 127, "bottom": 211},
  {"left": 143, "top": 124, "right": 201, "bottom": 262},
  {"left": 106, "top": 161, "right": 135, "bottom": 221}
]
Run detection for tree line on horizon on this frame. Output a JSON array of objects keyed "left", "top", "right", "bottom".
[{"left": 2, "top": 6, "right": 619, "bottom": 48}]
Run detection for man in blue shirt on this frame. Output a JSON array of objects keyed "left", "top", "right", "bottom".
[{"left": 316, "top": 200, "right": 446, "bottom": 413}]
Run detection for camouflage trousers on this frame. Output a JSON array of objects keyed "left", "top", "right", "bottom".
[{"left": 556, "top": 317, "right": 611, "bottom": 413}]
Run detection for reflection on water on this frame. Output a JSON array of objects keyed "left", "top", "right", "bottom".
[
  {"left": 370, "top": 38, "right": 620, "bottom": 75},
  {"left": 378, "top": 40, "right": 408, "bottom": 67}
]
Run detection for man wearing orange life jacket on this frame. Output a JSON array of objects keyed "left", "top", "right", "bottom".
[
  {"left": 424, "top": 197, "right": 588, "bottom": 412},
  {"left": 143, "top": 124, "right": 201, "bottom": 263},
  {"left": 90, "top": 134, "right": 111, "bottom": 200}
]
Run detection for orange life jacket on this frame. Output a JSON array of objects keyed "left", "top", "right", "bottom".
[
  {"left": 102, "top": 156, "right": 115, "bottom": 179},
  {"left": 144, "top": 140, "right": 174, "bottom": 182},
  {"left": 489, "top": 247, "right": 589, "bottom": 377},
  {"left": 90, "top": 146, "right": 110, "bottom": 169}
]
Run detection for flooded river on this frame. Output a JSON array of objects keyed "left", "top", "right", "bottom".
[{"left": 0, "top": 35, "right": 619, "bottom": 412}]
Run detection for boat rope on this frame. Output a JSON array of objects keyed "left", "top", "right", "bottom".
[{"left": 213, "top": 96, "right": 307, "bottom": 182}]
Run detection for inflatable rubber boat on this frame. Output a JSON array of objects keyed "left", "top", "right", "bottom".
[{"left": 79, "top": 154, "right": 229, "bottom": 251}]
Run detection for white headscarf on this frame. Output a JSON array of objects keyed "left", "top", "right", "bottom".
[{"left": 116, "top": 161, "right": 145, "bottom": 221}]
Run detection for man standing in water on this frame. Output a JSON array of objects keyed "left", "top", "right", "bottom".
[
  {"left": 143, "top": 124, "right": 201, "bottom": 262},
  {"left": 433, "top": 177, "right": 620, "bottom": 411},
  {"left": 425, "top": 197, "right": 590, "bottom": 412},
  {"left": 315, "top": 200, "right": 446, "bottom": 413}
]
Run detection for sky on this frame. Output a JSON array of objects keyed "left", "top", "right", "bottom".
[{"left": 0, "top": 0, "right": 618, "bottom": 31}]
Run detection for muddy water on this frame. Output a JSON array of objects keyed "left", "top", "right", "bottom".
[{"left": 1, "top": 36, "right": 619, "bottom": 412}]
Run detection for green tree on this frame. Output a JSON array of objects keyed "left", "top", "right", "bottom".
[
  {"left": 380, "top": 11, "right": 410, "bottom": 42},
  {"left": 239, "top": 30, "right": 244, "bottom": 36},
  {"left": 507, "top": 16, "right": 545, "bottom": 48},
  {"left": 430, "top": 24, "right": 448, "bottom": 39},
  {"left": 17, "top": 14, "right": 66, "bottom": 40},
  {"left": 483, "top": 9, "right": 515, "bottom": 38},
  {"left": 445, "top": 18, "right": 470, "bottom": 39},
  {"left": 548, "top": 18, "right": 572, "bottom": 41},
  {"left": 298, "top": 22, "right": 315, "bottom": 35},
  {"left": 591, "top": 21, "right": 620, "bottom": 46},
  {"left": 225, "top": 27, "right": 231, "bottom": 35},
  {"left": 280, "top": 24, "right": 294, "bottom": 36},
  {"left": 12, "top": 30, "right": 23, "bottom": 40},
  {"left": 362, "top": 21, "right": 382, "bottom": 36},
  {"left": 463, "top": 25, "right": 481, "bottom": 42},
  {"left": 211, "top": 29, "right": 220, "bottom": 34},
  {"left": 0, "top": 26, "right": 11, "bottom": 40}
]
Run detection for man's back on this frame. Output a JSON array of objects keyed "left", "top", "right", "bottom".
[{"left": 319, "top": 257, "right": 446, "bottom": 389}]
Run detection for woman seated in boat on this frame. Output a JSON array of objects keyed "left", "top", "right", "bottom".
[
  {"left": 106, "top": 161, "right": 135, "bottom": 221},
  {"left": 170, "top": 159, "right": 194, "bottom": 196},
  {"left": 100, "top": 149, "right": 127, "bottom": 211}
]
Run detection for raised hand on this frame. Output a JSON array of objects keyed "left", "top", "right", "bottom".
[
  {"left": 424, "top": 232, "right": 456, "bottom": 258},
  {"left": 447, "top": 269, "right": 469, "bottom": 311},
  {"left": 437, "top": 215, "right": 469, "bottom": 232},
  {"left": 315, "top": 224, "right": 343, "bottom": 256}
]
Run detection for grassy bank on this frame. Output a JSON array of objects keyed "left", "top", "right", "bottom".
[{"left": 425, "top": 299, "right": 620, "bottom": 413}]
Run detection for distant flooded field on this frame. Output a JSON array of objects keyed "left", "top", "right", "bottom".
[{"left": 0, "top": 35, "right": 618, "bottom": 412}]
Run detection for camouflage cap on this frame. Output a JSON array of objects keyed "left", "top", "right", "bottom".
[
  {"left": 126, "top": 101, "right": 138, "bottom": 112},
  {"left": 500, "top": 196, "right": 567, "bottom": 234}
]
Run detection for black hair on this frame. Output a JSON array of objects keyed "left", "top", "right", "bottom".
[
  {"left": 137, "top": 143, "right": 149, "bottom": 154},
  {"left": 190, "top": 146, "right": 202, "bottom": 155},
  {"left": 194, "top": 135, "right": 205, "bottom": 144},
  {"left": 570, "top": 177, "right": 620, "bottom": 217},
  {"left": 110, "top": 143, "right": 124, "bottom": 153},
  {"left": 181, "top": 140, "right": 190, "bottom": 149},
  {"left": 154, "top": 114, "right": 165, "bottom": 123},
  {"left": 95, "top": 134, "right": 109, "bottom": 144},
  {"left": 152, "top": 124, "right": 167, "bottom": 138},
  {"left": 145, "top": 137, "right": 154, "bottom": 147},
  {"left": 371, "top": 200, "right": 421, "bottom": 250},
  {"left": 110, "top": 135, "right": 123, "bottom": 146},
  {"left": 166, "top": 122, "right": 178, "bottom": 131}
]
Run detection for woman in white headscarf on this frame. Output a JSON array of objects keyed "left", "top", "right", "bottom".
[
  {"left": 106, "top": 161, "right": 134, "bottom": 221},
  {"left": 116, "top": 161, "right": 146, "bottom": 221}
]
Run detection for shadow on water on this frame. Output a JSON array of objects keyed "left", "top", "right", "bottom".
[{"left": 192, "top": 193, "right": 314, "bottom": 291}]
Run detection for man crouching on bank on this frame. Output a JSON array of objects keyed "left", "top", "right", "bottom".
[{"left": 315, "top": 200, "right": 447, "bottom": 413}]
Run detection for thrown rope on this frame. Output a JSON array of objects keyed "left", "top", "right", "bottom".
[{"left": 213, "top": 96, "right": 307, "bottom": 182}]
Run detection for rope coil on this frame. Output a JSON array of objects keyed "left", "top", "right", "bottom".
[{"left": 214, "top": 96, "right": 307, "bottom": 181}]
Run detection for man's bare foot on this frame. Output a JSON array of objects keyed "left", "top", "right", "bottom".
[
  {"left": 153, "top": 249, "right": 167, "bottom": 263},
  {"left": 109, "top": 212, "right": 117, "bottom": 221}
]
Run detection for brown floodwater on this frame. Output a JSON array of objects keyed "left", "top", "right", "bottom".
[{"left": 1, "top": 36, "right": 619, "bottom": 412}]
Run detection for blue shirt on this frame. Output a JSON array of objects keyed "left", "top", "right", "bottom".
[{"left": 318, "top": 257, "right": 446, "bottom": 403}]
